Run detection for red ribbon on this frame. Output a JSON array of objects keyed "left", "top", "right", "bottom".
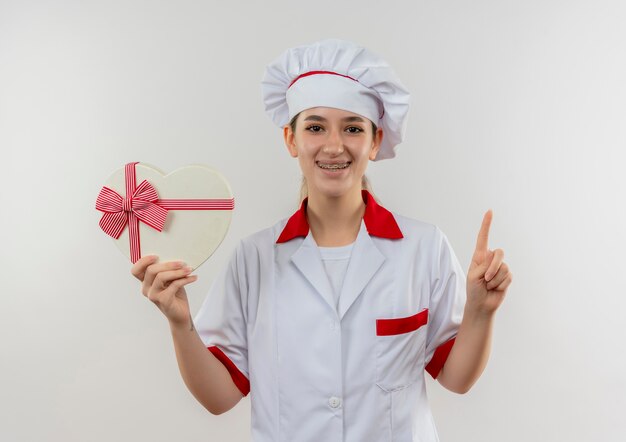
[{"left": 95, "top": 162, "right": 235, "bottom": 263}]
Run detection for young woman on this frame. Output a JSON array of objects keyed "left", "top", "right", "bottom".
[{"left": 131, "top": 39, "right": 512, "bottom": 441}]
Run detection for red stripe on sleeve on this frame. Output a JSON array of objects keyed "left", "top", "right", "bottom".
[
  {"left": 425, "top": 337, "right": 456, "bottom": 379},
  {"left": 208, "top": 346, "right": 251, "bottom": 396}
]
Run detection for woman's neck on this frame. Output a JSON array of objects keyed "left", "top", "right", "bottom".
[{"left": 305, "top": 188, "right": 365, "bottom": 247}]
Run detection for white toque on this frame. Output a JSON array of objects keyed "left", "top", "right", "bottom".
[{"left": 261, "top": 38, "right": 411, "bottom": 160}]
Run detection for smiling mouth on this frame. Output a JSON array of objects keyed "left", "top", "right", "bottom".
[{"left": 316, "top": 161, "right": 351, "bottom": 170}]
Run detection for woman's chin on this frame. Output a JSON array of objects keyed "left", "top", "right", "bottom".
[{"left": 310, "top": 182, "right": 361, "bottom": 200}]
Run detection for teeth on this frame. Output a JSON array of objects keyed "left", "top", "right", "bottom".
[{"left": 318, "top": 162, "right": 350, "bottom": 170}]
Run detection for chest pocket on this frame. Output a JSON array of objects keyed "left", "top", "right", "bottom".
[{"left": 374, "top": 308, "right": 428, "bottom": 392}]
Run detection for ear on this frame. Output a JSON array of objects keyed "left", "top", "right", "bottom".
[
  {"left": 369, "top": 127, "right": 383, "bottom": 160},
  {"left": 283, "top": 125, "right": 298, "bottom": 158}
]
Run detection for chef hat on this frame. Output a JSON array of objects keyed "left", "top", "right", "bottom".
[{"left": 261, "top": 38, "right": 411, "bottom": 161}]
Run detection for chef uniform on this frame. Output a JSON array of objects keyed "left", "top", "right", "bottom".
[{"left": 194, "top": 39, "right": 467, "bottom": 442}]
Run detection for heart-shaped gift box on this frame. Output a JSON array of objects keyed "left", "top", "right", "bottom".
[{"left": 96, "top": 162, "right": 234, "bottom": 270}]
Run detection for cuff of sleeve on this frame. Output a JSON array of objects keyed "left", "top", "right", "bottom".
[
  {"left": 208, "top": 346, "right": 251, "bottom": 396},
  {"left": 425, "top": 337, "right": 456, "bottom": 379}
]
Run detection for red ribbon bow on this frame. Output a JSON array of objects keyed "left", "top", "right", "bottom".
[
  {"left": 95, "top": 162, "right": 234, "bottom": 263},
  {"left": 96, "top": 179, "right": 168, "bottom": 239}
]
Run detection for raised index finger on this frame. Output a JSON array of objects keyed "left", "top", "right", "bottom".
[{"left": 475, "top": 209, "right": 493, "bottom": 253}]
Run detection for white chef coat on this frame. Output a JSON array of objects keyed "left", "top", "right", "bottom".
[{"left": 194, "top": 190, "right": 466, "bottom": 442}]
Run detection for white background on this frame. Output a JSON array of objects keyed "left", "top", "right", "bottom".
[{"left": 1, "top": 1, "right": 625, "bottom": 441}]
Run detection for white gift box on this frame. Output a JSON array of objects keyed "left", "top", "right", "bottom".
[{"left": 96, "top": 162, "right": 234, "bottom": 270}]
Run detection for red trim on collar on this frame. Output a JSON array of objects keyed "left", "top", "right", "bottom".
[
  {"left": 276, "top": 197, "right": 310, "bottom": 243},
  {"left": 361, "top": 190, "right": 404, "bottom": 240},
  {"left": 276, "top": 190, "right": 403, "bottom": 243}
]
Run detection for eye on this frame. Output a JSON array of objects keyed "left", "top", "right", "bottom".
[
  {"left": 346, "top": 126, "right": 364, "bottom": 134},
  {"left": 305, "top": 125, "right": 323, "bottom": 132}
]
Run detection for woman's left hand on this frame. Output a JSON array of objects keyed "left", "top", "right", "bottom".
[{"left": 466, "top": 210, "right": 513, "bottom": 315}]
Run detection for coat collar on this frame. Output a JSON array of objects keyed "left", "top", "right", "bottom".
[{"left": 276, "top": 189, "right": 403, "bottom": 243}]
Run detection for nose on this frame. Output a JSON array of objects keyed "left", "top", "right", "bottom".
[{"left": 322, "top": 128, "right": 344, "bottom": 155}]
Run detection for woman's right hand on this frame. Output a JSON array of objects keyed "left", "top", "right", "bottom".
[{"left": 130, "top": 255, "right": 199, "bottom": 327}]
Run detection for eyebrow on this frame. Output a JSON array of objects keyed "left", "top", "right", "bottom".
[{"left": 303, "top": 115, "right": 366, "bottom": 123}]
